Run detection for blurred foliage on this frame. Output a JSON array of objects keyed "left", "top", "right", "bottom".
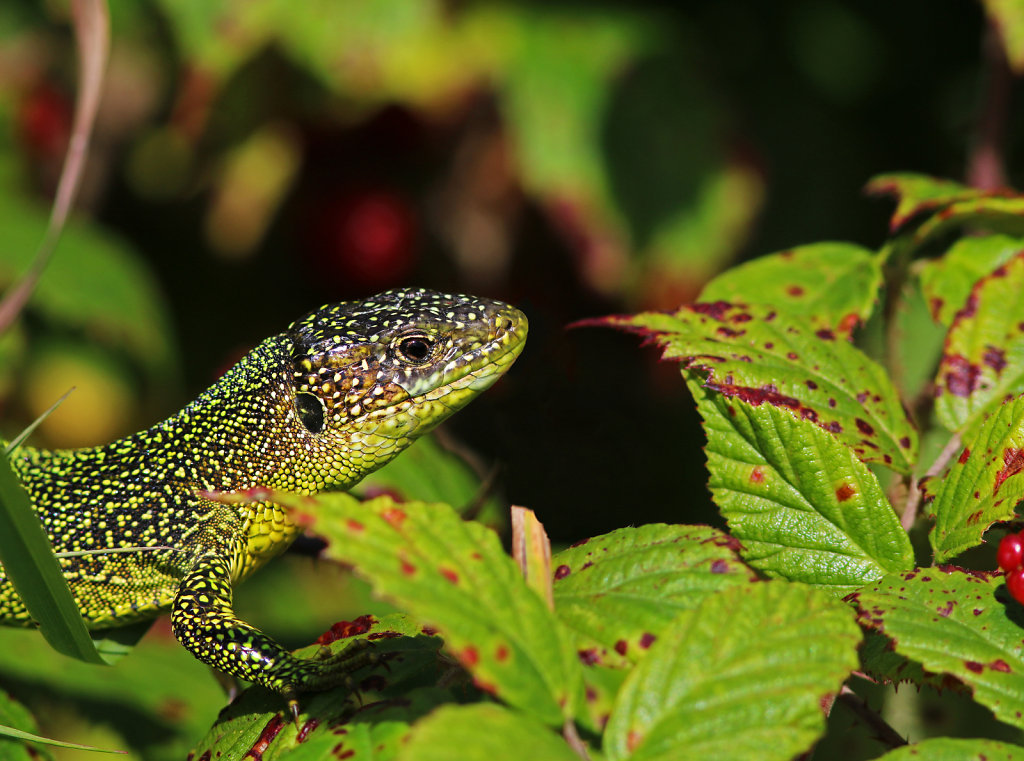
[{"left": 0, "top": 0, "right": 1018, "bottom": 757}]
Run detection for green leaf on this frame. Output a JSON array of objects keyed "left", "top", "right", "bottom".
[
  {"left": 0, "top": 616, "right": 251, "bottom": 760},
  {"left": 0, "top": 450, "right": 106, "bottom": 664},
  {"left": 874, "top": 737, "right": 1024, "bottom": 761},
  {"left": 356, "top": 435, "right": 502, "bottom": 527},
  {"left": 239, "top": 491, "right": 582, "bottom": 727},
  {"left": 691, "top": 384, "right": 914, "bottom": 590},
  {"left": 552, "top": 524, "right": 754, "bottom": 667},
  {"left": 919, "top": 235, "right": 1024, "bottom": 326},
  {"left": 852, "top": 567, "right": 1024, "bottom": 729},
  {"left": 0, "top": 688, "right": 122, "bottom": 755},
  {"left": 603, "top": 582, "right": 860, "bottom": 761},
  {"left": 90, "top": 620, "right": 154, "bottom": 664},
  {"left": 983, "top": 0, "right": 1024, "bottom": 73},
  {"left": 857, "top": 629, "right": 952, "bottom": 691},
  {"left": 490, "top": 7, "right": 650, "bottom": 212},
  {"left": 0, "top": 191, "right": 175, "bottom": 376},
  {"left": 892, "top": 275, "right": 949, "bottom": 403},
  {"left": 192, "top": 614, "right": 449, "bottom": 761},
  {"left": 700, "top": 241, "right": 882, "bottom": 336},
  {"left": 913, "top": 194, "right": 1024, "bottom": 246},
  {"left": 576, "top": 664, "right": 627, "bottom": 737},
  {"left": 600, "top": 302, "right": 918, "bottom": 472},
  {"left": 933, "top": 251, "right": 1024, "bottom": 431},
  {"left": 865, "top": 173, "right": 980, "bottom": 233},
  {"left": 926, "top": 395, "right": 1024, "bottom": 561},
  {"left": 397, "top": 704, "right": 580, "bottom": 761}
]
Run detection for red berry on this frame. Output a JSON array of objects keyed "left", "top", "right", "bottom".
[
  {"left": 998, "top": 532, "right": 1024, "bottom": 572},
  {"left": 302, "top": 187, "right": 417, "bottom": 291},
  {"left": 17, "top": 83, "right": 71, "bottom": 160},
  {"left": 1007, "top": 567, "right": 1024, "bottom": 604}
]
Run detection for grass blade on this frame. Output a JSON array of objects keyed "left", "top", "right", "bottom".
[{"left": 0, "top": 450, "right": 106, "bottom": 664}]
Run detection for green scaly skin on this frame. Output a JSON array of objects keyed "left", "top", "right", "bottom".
[{"left": 0, "top": 288, "right": 527, "bottom": 705}]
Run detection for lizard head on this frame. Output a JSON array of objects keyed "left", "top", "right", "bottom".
[{"left": 278, "top": 288, "right": 527, "bottom": 490}]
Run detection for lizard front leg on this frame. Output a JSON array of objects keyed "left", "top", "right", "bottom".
[{"left": 171, "top": 549, "right": 373, "bottom": 716}]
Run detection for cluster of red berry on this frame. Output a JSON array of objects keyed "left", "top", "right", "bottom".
[{"left": 997, "top": 532, "right": 1024, "bottom": 602}]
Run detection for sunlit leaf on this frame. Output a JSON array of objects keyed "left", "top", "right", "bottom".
[
  {"left": 926, "top": 394, "right": 1024, "bottom": 561},
  {"left": 552, "top": 524, "right": 754, "bottom": 667},
  {"left": 599, "top": 302, "right": 918, "bottom": 472},
  {"left": 919, "top": 234, "right": 1024, "bottom": 326},
  {"left": 191, "top": 614, "right": 449, "bottom": 760},
  {"left": 603, "top": 582, "right": 860, "bottom": 761},
  {"left": 700, "top": 241, "right": 882, "bottom": 336},
  {"left": 221, "top": 491, "right": 582, "bottom": 727},
  {"left": 689, "top": 384, "right": 914, "bottom": 590},
  {"left": 933, "top": 251, "right": 1024, "bottom": 431},
  {"left": 852, "top": 567, "right": 1024, "bottom": 729},
  {"left": 865, "top": 173, "right": 980, "bottom": 233}
]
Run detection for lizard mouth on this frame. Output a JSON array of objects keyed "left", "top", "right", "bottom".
[{"left": 358, "top": 305, "right": 527, "bottom": 440}]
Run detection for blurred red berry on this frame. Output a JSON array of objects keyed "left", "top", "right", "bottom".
[
  {"left": 17, "top": 83, "right": 72, "bottom": 161},
  {"left": 1007, "top": 567, "right": 1024, "bottom": 604},
  {"left": 303, "top": 188, "right": 417, "bottom": 291},
  {"left": 997, "top": 532, "right": 1024, "bottom": 572}
]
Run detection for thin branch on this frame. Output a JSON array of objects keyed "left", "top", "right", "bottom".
[
  {"left": 967, "top": 22, "right": 1012, "bottom": 190},
  {"left": 563, "top": 720, "right": 591, "bottom": 760},
  {"left": 837, "top": 685, "right": 908, "bottom": 750},
  {"left": 902, "top": 433, "right": 962, "bottom": 531},
  {"left": 0, "top": 0, "right": 110, "bottom": 332}
]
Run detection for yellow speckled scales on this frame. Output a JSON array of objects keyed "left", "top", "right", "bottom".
[{"left": 0, "top": 288, "right": 527, "bottom": 710}]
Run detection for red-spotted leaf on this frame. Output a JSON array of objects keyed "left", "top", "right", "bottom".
[
  {"left": 238, "top": 491, "right": 582, "bottom": 727},
  {"left": 603, "top": 582, "right": 860, "bottom": 761},
  {"left": 934, "top": 251, "right": 1024, "bottom": 431},
  {"left": 690, "top": 382, "right": 914, "bottom": 590},
  {"left": 192, "top": 615, "right": 449, "bottom": 760},
  {"left": 875, "top": 738, "right": 1024, "bottom": 761},
  {"left": 852, "top": 567, "right": 1024, "bottom": 729},
  {"left": 865, "top": 173, "right": 983, "bottom": 233},
  {"left": 865, "top": 173, "right": 1024, "bottom": 246},
  {"left": 913, "top": 194, "right": 1024, "bottom": 247},
  {"left": 699, "top": 241, "right": 882, "bottom": 336},
  {"left": 926, "top": 394, "right": 1024, "bottom": 561},
  {"left": 857, "top": 629, "right": 953, "bottom": 692},
  {"left": 551, "top": 524, "right": 755, "bottom": 668},
  {"left": 919, "top": 235, "right": 1024, "bottom": 326},
  {"left": 600, "top": 302, "right": 918, "bottom": 472}
]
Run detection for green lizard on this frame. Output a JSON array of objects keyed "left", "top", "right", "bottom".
[{"left": 0, "top": 287, "right": 526, "bottom": 710}]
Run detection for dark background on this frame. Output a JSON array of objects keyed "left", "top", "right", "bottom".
[{"left": 0, "top": 1, "right": 1001, "bottom": 540}]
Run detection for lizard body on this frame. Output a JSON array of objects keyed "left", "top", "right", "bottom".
[{"left": 0, "top": 288, "right": 526, "bottom": 701}]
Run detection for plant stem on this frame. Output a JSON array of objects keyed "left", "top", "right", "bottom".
[
  {"left": 837, "top": 686, "right": 908, "bottom": 750},
  {"left": 966, "top": 22, "right": 1011, "bottom": 190},
  {"left": 902, "top": 433, "right": 962, "bottom": 531},
  {"left": 563, "top": 720, "right": 591, "bottom": 760}
]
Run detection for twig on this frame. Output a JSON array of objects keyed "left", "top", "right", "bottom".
[
  {"left": 837, "top": 686, "right": 908, "bottom": 750},
  {"left": 563, "top": 720, "right": 591, "bottom": 760},
  {"left": 0, "top": 0, "right": 110, "bottom": 332},
  {"left": 902, "top": 433, "right": 962, "bottom": 531},
  {"left": 966, "top": 22, "right": 1011, "bottom": 190}
]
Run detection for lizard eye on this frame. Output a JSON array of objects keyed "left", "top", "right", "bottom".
[
  {"left": 294, "top": 392, "right": 325, "bottom": 433},
  {"left": 395, "top": 335, "right": 434, "bottom": 364}
]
